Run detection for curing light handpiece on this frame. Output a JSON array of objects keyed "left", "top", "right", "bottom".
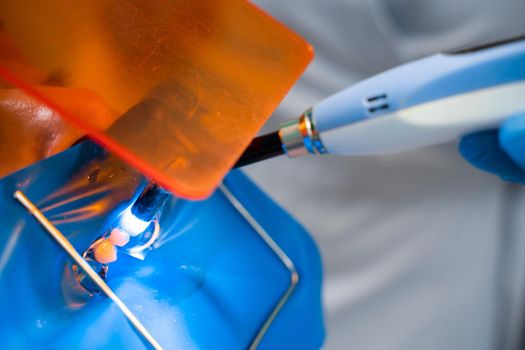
[{"left": 234, "top": 34, "right": 525, "bottom": 167}]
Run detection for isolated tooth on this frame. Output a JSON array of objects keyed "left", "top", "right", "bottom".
[
  {"left": 93, "top": 239, "right": 117, "bottom": 264},
  {"left": 109, "top": 228, "right": 130, "bottom": 247}
]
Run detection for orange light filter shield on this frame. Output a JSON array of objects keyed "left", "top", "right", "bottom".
[{"left": 0, "top": 0, "right": 313, "bottom": 199}]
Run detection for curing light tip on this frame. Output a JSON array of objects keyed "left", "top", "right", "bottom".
[{"left": 119, "top": 208, "right": 150, "bottom": 237}]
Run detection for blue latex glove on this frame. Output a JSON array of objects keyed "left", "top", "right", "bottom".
[{"left": 460, "top": 114, "right": 525, "bottom": 184}]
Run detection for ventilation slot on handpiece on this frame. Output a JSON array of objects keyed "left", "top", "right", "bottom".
[
  {"left": 365, "top": 93, "right": 389, "bottom": 114},
  {"left": 366, "top": 94, "right": 387, "bottom": 103},
  {"left": 368, "top": 104, "right": 389, "bottom": 113}
]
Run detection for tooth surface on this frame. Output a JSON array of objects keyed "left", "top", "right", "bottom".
[
  {"left": 109, "top": 228, "right": 131, "bottom": 247},
  {"left": 93, "top": 239, "right": 117, "bottom": 264}
]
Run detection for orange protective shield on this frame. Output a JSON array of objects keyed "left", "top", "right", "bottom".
[{"left": 0, "top": 0, "right": 312, "bottom": 199}]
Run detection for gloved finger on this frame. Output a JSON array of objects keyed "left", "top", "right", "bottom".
[
  {"left": 0, "top": 87, "right": 116, "bottom": 178},
  {"left": 500, "top": 114, "right": 525, "bottom": 170},
  {"left": 459, "top": 130, "right": 525, "bottom": 183}
]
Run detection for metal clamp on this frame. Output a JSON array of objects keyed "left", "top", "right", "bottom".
[{"left": 219, "top": 184, "right": 299, "bottom": 349}]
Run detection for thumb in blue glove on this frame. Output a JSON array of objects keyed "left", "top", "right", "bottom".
[{"left": 460, "top": 114, "right": 525, "bottom": 184}]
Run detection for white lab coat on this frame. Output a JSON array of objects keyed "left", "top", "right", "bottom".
[{"left": 249, "top": 1, "right": 525, "bottom": 349}]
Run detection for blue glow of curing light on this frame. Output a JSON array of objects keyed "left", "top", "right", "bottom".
[{"left": 119, "top": 208, "right": 151, "bottom": 237}]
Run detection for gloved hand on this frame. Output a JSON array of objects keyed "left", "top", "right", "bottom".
[
  {"left": 0, "top": 25, "right": 117, "bottom": 179},
  {"left": 460, "top": 114, "right": 525, "bottom": 184}
]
